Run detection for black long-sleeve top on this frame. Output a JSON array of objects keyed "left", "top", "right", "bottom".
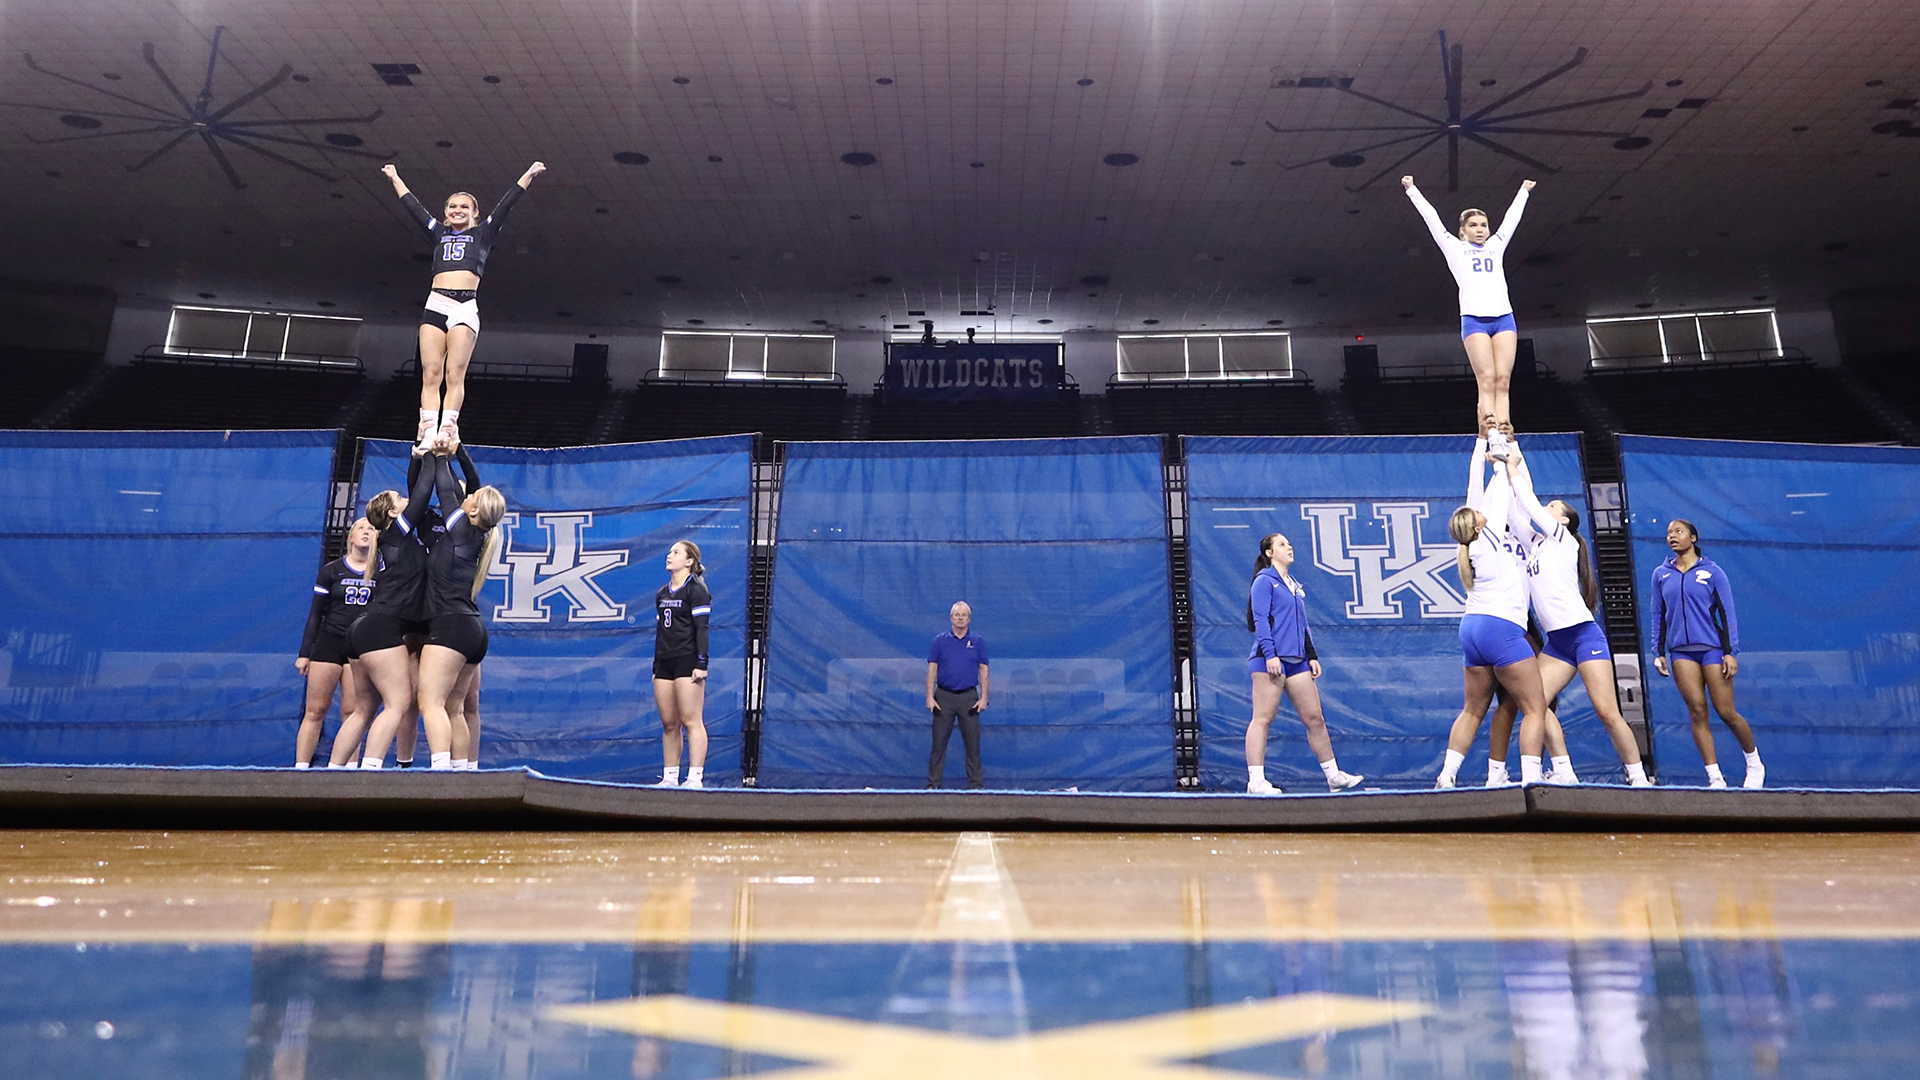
[
  {"left": 424, "top": 453, "right": 492, "bottom": 619},
  {"left": 297, "top": 555, "right": 378, "bottom": 658},
  {"left": 399, "top": 185, "right": 524, "bottom": 278},
  {"left": 653, "top": 577, "right": 712, "bottom": 670},
  {"left": 364, "top": 454, "right": 441, "bottom": 620}
]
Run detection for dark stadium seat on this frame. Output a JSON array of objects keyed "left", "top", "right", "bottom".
[
  {"left": 0, "top": 348, "right": 101, "bottom": 428},
  {"left": 352, "top": 373, "right": 609, "bottom": 449},
  {"left": 1587, "top": 358, "right": 1895, "bottom": 443},
  {"left": 60, "top": 358, "right": 366, "bottom": 432},
  {"left": 1846, "top": 352, "right": 1920, "bottom": 434},
  {"left": 619, "top": 378, "right": 848, "bottom": 444},
  {"left": 1341, "top": 371, "right": 1588, "bottom": 436},
  {"left": 1104, "top": 378, "right": 1332, "bottom": 436},
  {"left": 868, "top": 386, "right": 1082, "bottom": 440}
]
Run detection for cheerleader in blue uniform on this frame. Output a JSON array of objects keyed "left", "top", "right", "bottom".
[{"left": 1244, "top": 533, "right": 1364, "bottom": 795}]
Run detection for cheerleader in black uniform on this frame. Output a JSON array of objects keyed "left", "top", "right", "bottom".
[
  {"left": 416, "top": 444, "right": 505, "bottom": 770},
  {"left": 293, "top": 518, "right": 377, "bottom": 767},
  {"left": 381, "top": 160, "right": 545, "bottom": 450},
  {"left": 652, "top": 542, "right": 712, "bottom": 788}
]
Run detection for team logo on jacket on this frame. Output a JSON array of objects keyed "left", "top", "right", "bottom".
[
  {"left": 1299, "top": 502, "right": 1467, "bottom": 620},
  {"left": 487, "top": 512, "right": 629, "bottom": 623}
]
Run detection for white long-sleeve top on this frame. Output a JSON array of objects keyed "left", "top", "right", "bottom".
[
  {"left": 1462, "top": 438, "right": 1530, "bottom": 627},
  {"left": 1507, "top": 456, "right": 1599, "bottom": 633},
  {"left": 1406, "top": 183, "right": 1529, "bottom": 318}
]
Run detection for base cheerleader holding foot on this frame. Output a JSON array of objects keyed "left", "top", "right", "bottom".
[
  {"left": 1651, "top": 519, "right": 1764, "bottom": 788},
  {"left": 1436, "top": 434, "right": 1553, "bottom": 788},
  {"left": 416, "top": 442, "right": 504, "bottom": 771},
  {"left": 1244, "top": 532, "right": 1364, "bottom": 795},
  {"left": 382, "top": 159, "right": 545, "bottom": 450}
]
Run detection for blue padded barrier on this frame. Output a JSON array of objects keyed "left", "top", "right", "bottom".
[
  {"left": 0, "top": 430, "right": 336, "bottom": 765},
  {"left": 1185, "top": 434, "right": 1613, "bottom": 789},
  {"left": 357, "top": 436, "right": 750, "bottom": 783},
  {"left": 1620, "top": 435, "right": 1920, "bottom": 788},
  {"left": 757, "top": 438, "right": 1174, "bottom": 790}
]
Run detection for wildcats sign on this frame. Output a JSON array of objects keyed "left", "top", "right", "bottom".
[{"left": 883, "top": 342, "right": 1064, "bottom": 401}]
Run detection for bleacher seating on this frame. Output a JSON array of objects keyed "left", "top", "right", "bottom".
[
  {"left": 868, "top": 387, "right": 1082, "bottom": 440},
  {"left": 1105, "top": 379, "right": 1331, "bottom": 436},
  {"left": 61, "top": 359, "right": 365, "bottom": 431},
  {"left": 1342, "top": 371, "right": 1588, "bottom": 436},
  {"left": 1846, "top": 352, "right": 1920, "bottom": 435},
  {"left": 619, "top": 378, "right": 848, "bottom": 444},
  {"left": 354, "top": 374, "right": 607, "bottom": 449},
  {"left": 1587, "top": 358, "right": 1895, "bottom": 443},
  {"left": 0, "top": 348, "right": 101, "bottom": 428}
]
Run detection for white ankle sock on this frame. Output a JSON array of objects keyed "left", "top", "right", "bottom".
[
  {"left": 461, "top": 759, "right": 478, "bottom": 771},
  {"left": 661, "top": 768, "right": 679, "bottom": 785},
  {"left": 1743, "top": 748, "right": 1763, "bottom": 768},
  {"left": 451, "top": 758, "right": 469, "bottom": 770},
  {"left": 685, "top": 766, "right": 704, "bottom": 784},
  {"left": 419, "top": 408, "right": 437, "bottom": 432},
  {"left": 325, "top": 761, "right": 342, "bottom": 770},
  {"left": 430, "top": 751, "right": 452, "bottom": 770},
  {"left": 1551, "top": 755, "right": 1576, "bottom": 781},
  {"left": 1318, "top": 758, "right": 1340, "bottom": 779},
  {"left": 294, "top": 761, "right": 310, "bottom": 770},
  {"left": 1520, "top": 755, "right": 1544, "bottom": 783},
  {"left": 1439, "top": 749, "right": 1465, "bottom": 782},
  {"left": 1487, "top": 760, "right": 1509, "bottom": 782},
  {"left": 360, "top": 758, "right": 381, "bottom": 770},
  {"left": 1248, "top": 765, "right": 1267, "bottom": 785},
  {"left": 1705, "top": 763, "right": 1725, "bottom": 784},
  {"left": 1626, "top": 762, "right": 1649, "bottom": 784}
]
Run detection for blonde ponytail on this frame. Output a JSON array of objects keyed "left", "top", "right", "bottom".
[{"left": 1447, "top": 506, "right": 1481, "bottom": 595}]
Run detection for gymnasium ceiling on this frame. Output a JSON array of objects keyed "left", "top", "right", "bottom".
[{"left": 2, "top": 0, "right": 1917, "bottom": 340}]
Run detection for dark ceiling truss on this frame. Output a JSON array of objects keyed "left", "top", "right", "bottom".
[
  {"left": 0, "top": 25, "right": 390, "bottom": 189},
  {"left": 1265, "top": 31, "right": 1653, "bottom": 192}
]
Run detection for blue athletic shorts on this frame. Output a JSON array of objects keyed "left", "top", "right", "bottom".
[
  {"left": 1461, "top": 313, "right": 1517, "bottom": 340},
  {"left": 1670, "top": 647, "right": 1727, "bottom": 668},
  {"left": 1460, "top": 614, "right": 1535, "bottom": 668},
  {"left": 1249, "top": 656, "right": 1312, "bottom": 678},
  {"left": 1543, "top": 622, "right": 1612, "bottom": 666}
]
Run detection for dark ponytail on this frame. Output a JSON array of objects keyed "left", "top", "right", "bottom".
[
  {"left": 1246, "top": 533, "right": 1281, "bottom": 632},
  {"left": 1562, "top": 506, "right": 1599, "bottom": 611}
]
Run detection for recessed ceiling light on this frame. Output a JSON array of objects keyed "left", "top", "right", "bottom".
[
  {"left": 197, "top": 292, "right": 215, "bottom": 299},
  {"left": 290, "top": 74, "right": 308, "bottom": 84},
  {"left": 1229, "top": 159, "right": 1246, "bottom": 166},
  {"left": 324, "top": 133, "right": 363, "bottom": 147},
  {"left": 59, "top": 114, "right": 102, "bottom": 130},
  {"left": 1080, "top": 275, "right": 1109, "bottom": 287},
  {"left": 1613, "top": 136, "right": 1652, "bottom": 150},
  {"left": 594, "top": 207, "right": 609, "bottom": 214},
  {"left": 840, "top": 151, "right": 877, "bottom": 166},
  {"left": 687, "top": 318, "right": 705, "bottom": 325},
  {"left": 1665, "top": 79, "right": 1684, "bottom": 87},
  {"left": 483, "top": 75, "right": 501, "bottom": 84},
  {"left": 672, "top": 76, "right": 690, "bottom": 85},
  {"left": 1038, "top": 318, "right": 1054, "bottom": 324},
  {"left": 969, "top": 161, "right": 985, "bottom": 168},
  {"left": 1635, "top": 302, "right": 1653, "bottom": 309},
  {"left": 1077, "top": 78, "right": 1094, "bottom": 86},
  {"left": 1328, "top": 154, "right": 1364, "bottom": 168},
  {"left": 1479, "top": 78, "right": 1497, "bottom": 87},
  {"left": 1102, "top": 153, "right": 1140, "bottom": 166},
  {"left": 811, "top": 319, "right": 829, "bottom": 325},
  {"left": 707, "top": 155, "right": 723, "bottom": 162},
  {"left": 1753, "top": 294, "right": 1769, "bottom": 301},
  {"left": 1266, "top": 319, "right": 1284, "bottom": 325},
  {"left": 849, "top": 214, "right": 863, "bottom": 220},
  {"left": 102, "top": 72, "right": 122, "bottom": 81},
  {"left": 613, "top": 151, "right": 649, "bottom": 165},
  {"left": 435, "top": 140, "right": 453, "bottom": 148},
  {"left": 656, "top": 275, "right": 682, "bottom": 284},
  {"left": 317, "top": 301, "right": 335, "bottom": 308},
  {"left": 1142, "top": 319, "right": 1160, "bottom": 325},
  {"left": 875, "top": 77, "right": 894, "bottom": 85}
]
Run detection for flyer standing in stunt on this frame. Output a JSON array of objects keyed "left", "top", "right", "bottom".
[
  {"left": 1403, "top": 174, "right": 1533, "bottom": 445},
  {"left": 382, "top": 160, "right": 546, "bottom": 450}
]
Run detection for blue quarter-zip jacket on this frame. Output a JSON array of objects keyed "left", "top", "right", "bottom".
[{"left": 1650, "top": 553, "right": 1740, "bottom": 655}]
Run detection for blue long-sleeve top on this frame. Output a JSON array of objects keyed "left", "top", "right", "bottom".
[
  {"left": 1248, "top": 567, "right": 1318, "bottom": 663},
  {"left": 1651, "top": 553, "right": 1740, "bottom": 656}
]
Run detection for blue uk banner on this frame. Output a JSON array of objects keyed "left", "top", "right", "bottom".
[
  {"left": 356, "top": 436, "right": 751, "bottom": 783},
  {"left": 1184, "top": 434, "right": 1613, "bottom": 790}
]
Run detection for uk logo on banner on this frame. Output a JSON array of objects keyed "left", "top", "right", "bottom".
[
  {"left": 1299, "top": 501, "right": 1467, "bottom": 620},
  {"left": 488, "top": 511, "right": 630, "bottom": 624}
]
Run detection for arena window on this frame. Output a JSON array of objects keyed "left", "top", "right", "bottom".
[
  {"left": 1586, "top": 307, "right": 1781, "bottom": 366},
  {"left": 1115, "top": 331, "right": 1293, "bottom": 382},
  {"left": 659, "top": 330, "right": 836, "bottom": 381},
  {"left": 165, "top": 305, "right": 361, "bottom": 366}
]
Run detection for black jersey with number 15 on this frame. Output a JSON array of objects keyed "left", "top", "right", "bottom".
[
  {"left": 399, "top": 185, "right": 524, "bottom": 278},
  {"left": 653, "top": 578, "right": 712, "bottom": 670}
]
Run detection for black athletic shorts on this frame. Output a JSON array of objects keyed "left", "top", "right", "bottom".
[
  {"left": 348, "top": 613, "right": 431, "bottom": 658},
  {"left": 652, "top": 653, "right": 704, "bottom": 681},
  {"left": 307, "top": 631, "right": 351, "bottom": 667},
  {"left": 427, "top": 613, "right": 489, "bottom": 665}
]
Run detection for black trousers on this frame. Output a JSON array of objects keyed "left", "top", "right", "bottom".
[{"left": 928, "top": 686, "right": 983, "bottom": 788}]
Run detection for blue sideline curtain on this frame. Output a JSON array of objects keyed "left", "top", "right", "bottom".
[
  {"left": 357, "top": 436, "right": 750, "bottom": 783},
  {"left": 1185, "top": 434, "right": 1610, "bottom": 789},
  {"left": 0, "top": 430, "right": 336, "bottom": 765},
  {"left": 1620, "top": 435, "right": 1920, "bottom": 788},
  {"left": 758, "top": 438, "right": 1174, "bottom": 790}
]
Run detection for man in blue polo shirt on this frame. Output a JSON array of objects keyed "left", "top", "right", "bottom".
[{"left": 925, "top": 600, "right": 990, "bottom": 789}]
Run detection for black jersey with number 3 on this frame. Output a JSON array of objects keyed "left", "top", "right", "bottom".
[
  {"left": 299, "top": 557, "right": 378, "bottom": 659},
  {"left": 653, "top": 577, "right": 711, "bottom": 670}
]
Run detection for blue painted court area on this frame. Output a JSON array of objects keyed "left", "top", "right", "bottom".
[{"left": 2, "top": 938, "right": 1915, "bottom": 1078}]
